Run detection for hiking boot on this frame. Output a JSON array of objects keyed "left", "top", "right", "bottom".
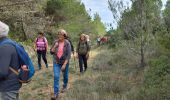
[
  {"left": 84, "top": 68, "right": 87, "bottom": 72},
  {"left": 61, "top": 87, "right": 67, "bottom": 93},
  {"left": 51, "top": 94, "right": 58, "bottom": 100},
  {"left": 45, "top": 63, "right": 49, "bottom": 68},
  {"left": 38, "top": 64, "right": 41, "bottom": 70}
]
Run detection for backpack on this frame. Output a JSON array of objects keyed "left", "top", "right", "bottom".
[
  {"left": 0, "top": 38, "right": 35, "bottom": 83},
  {"left": 36, "top": 37, "right": 47, "bottom": 51},
  {"left": 78, "top": 41, "right": 89, "bottom": 55},
  {"left": 67, "top": 38, "right": 74, "bottom": 53}
]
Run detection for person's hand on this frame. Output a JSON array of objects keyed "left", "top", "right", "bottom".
[
  {"left": 35, "top": 47, "right": 37, "bottom": 51},
  {"left": 61, "top": 64, "right": 66, "bottom": 72},
  {"left": 75, "top": 53, "right": 78, "bottom": 59},
  {"left": 21, "top": 65, "right": 29, "bottom": 71},
  {"left": 86, "top": 53, "right": 89, "bottom": 59}
]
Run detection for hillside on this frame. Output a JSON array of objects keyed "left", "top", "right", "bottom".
[
  {"left": 0, "top": 0, "right": 170, "bottom": 100},
  {"left": 19, "top": 45, "right": 144, "bottom": 100}
]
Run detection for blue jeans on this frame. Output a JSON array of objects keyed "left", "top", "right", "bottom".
[{"left": 53, "top": 62, "right": 69, "bottom": 94}]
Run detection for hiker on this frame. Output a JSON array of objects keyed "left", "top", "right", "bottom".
[
  {"left": 35, "top": 32, "right": 48, "bottom": 70},
  {"left": 76, "top": 34, "right": 90, "bottom": 74},
  {"left": 86, "top": 34, "right": 91, "bottom": 46},
  {"left": 86, "top": 34, "right": 90, "bottom": 43},
  {"left": 101, "top": 36, "right": 108, "bottom": 44},
  {"left": 50, "top": 29, "right": 71, "bottom": 99},
  {"left": 0, "top": 21, "right": 29, "bottom": 100},
  {"left": 97, "top": 36, "right": 101, "bottom": 46}
]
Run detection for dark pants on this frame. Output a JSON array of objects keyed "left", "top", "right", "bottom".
[
  {"left": 0, "top": 91, "right": 19, "bottom": 100},
  {"left": 78, "top": 54, "right": 87, "bottom": 73},
  {"left": 37, "top": 50, "right": 48, "bottom": 69},
  {"left": 97, "top": 41, "right": 101, "bottom": 46}
]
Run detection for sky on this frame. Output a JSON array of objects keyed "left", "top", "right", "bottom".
[{"left": 81, "top": 0, "right": 168, "bottom": 30}]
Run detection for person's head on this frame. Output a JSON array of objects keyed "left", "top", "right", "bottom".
[
  {"left": 38, "top": 32, "right": 44, "bottom": 38},
  {"left": 86, "top": 34, "right": 90, "bottom": 41},
  {"left": 57, "top": 29, "right": 67, "bottom": 41},
  {"left": 0, "top": 21, "right": 9, "bottom": 38},
  {"left": 80, "top": 34, "right": 86, "bottom": 41}
]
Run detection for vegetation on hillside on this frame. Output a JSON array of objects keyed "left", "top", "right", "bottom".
[
  {"left": 0, "top": 0, "right": 106, "bottom": 43},
  {"left": 0, "top": 0, "right": 169, "bottom": 100},
  {"left": 108, "top": 0, "right": 170, "bottom": 99}
]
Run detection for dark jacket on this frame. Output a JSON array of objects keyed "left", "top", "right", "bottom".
[
  {"left": 0, "top": 37, "right": 22, "bottom": 92},
  {"left": 76, "top": 41, "right": 90, "bottom": 55},
  {"left": 51, "top": 39, "right": 71, "bottom": 65},
  {"left": 67, "top": 38, "right": 74, "bottom": 53}
]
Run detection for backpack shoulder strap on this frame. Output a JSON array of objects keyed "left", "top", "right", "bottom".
[
  {"left": 43, "top": 37, "right": 46, "bottom": 42},
  {"left": 36, "top": 37, "right": 46, "bottom": 43},
  {"left": 0, "top": 38, "right": 12, "bottom": 45},
  {"left": 9, "top": 67, "right": 19, "bottom": 75}
]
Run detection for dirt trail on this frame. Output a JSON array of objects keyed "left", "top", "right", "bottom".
[{"left": 19, "top": 48, "right": 100, "bottom": 100}]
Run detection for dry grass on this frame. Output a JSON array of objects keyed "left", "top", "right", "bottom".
[{"left": 20, "top": 45, "right": 145, "bottom": 100}]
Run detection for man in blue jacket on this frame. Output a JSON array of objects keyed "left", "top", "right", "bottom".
[{"left": 0, "top": 21, "right": 25, "bottom": 100}]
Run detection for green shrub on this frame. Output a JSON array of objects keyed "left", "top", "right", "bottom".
[{"left": 130, "top": 55, "right": 170, "bottom": 100}]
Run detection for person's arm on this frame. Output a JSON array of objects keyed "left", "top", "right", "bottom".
[
  {"left": 34, "top": 38, "right": 37, "bottom": 51},
  {"left": 44, "top": 37, "right": 48, "bottom": 51},
  {"left": 0, "top": 45, "right": 12, "bottom": 79},
  {"left": 86, "top": 42, "right": 91, "bottom": 59},
  {"left": 50, "top": 40, "right": 58, "bottom": 54},
  {"left": 87, "top": 42, "right": 90, "bottom": 53}
]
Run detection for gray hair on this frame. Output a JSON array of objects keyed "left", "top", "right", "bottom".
[{"left": 0, "top": 21, "right": 9, "bottom": 37}]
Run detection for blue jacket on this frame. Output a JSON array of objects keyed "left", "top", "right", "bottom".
[{"left": 0, "top": 37, "right": 21, "bottom": 92}]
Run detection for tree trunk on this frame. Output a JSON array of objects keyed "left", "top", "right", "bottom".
[
  {"left": 140, "top": 38, "right": 145, "bottom": 67},
  {"left": 21, "top": 14, "right": 27, "bottom": 41},
  {"left": 139, "top": 0, "right": 146, "bottom": 67}
]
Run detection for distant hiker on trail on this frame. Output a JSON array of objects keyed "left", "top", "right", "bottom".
[
  {"left": 97, "top": 36, "right": 101, "bottom": 46},
  {"left": 86, "top": 34, "right": 91, "bottom": 46},
  {"left": 50, "top": 29, "right": 71, "bottom": 99},
  {"left": 100, "top": 36, "right": 108, "bottom": 44},
  {"left": 35, "top": 32, "right": 48, "bottom": 70},
  {"left": 0, "top": 21, "right": 34, "bottom": 100},
  {"left": 76, "top": 34, "right": 90, "bottom": 74},
  {"left": 86, "top": 34, "right": 90, "bottom": 43}
]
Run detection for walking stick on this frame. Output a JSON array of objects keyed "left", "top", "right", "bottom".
[{"left": 73, "top": 56, "right": 78, "bottom": 72}]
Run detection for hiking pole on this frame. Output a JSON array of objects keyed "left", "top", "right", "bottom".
[{"left": 73, "top": 56, "right": 77, "bottom": 71}]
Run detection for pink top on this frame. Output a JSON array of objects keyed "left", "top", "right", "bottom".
[
  {"left": 57, "top": 42, "right": 64, "bottom": 59},
  {"left": 36, "top": 37, "right": 47, "bottom": 51}
]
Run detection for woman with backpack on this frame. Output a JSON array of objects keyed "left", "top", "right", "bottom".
[
  {"left": 35, "top": 32, "right": 48, "bottom": 70},
  {"left": 76, "top": 34, "right": 90, "bottom": 74},
  {"left": 50, "top": 29, "right": 71, "bottom": 99}
]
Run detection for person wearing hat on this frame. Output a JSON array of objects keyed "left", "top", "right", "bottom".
[
  {"left": 50, "top": 29, "right": 71, "bottom": 99},
  {"left": 35, "top": 32, "right": 49, "bottom": 70},
  {"left": 0, "top": 21, "right": 26, "bottom": 100}
]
